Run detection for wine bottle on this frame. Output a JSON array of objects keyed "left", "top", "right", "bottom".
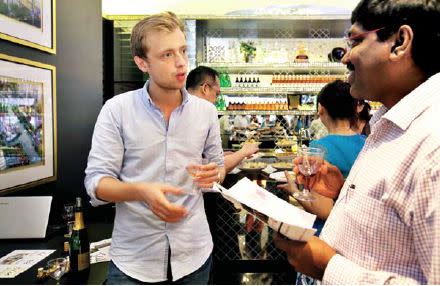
[{"left": 69, "top": 197, "right": 90, "bottom": 275}]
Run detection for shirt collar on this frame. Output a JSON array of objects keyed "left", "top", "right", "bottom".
[
  {"left": 370, "top": 72, "right": 440, "bottom": 131},
  {"left": 141, "top": 80, "right": 190, "bottom": 109}
]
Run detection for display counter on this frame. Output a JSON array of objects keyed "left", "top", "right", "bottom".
[
  {"left": 0, "top": 170, "right": 297, "bottom": 285},
  {"left": 0, "top": 223, "right": 112, "bottom": 285}
]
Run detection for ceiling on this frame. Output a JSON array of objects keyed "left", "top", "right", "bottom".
[{"left": 102, "top": 0, "right": 360, "bottom": 17}]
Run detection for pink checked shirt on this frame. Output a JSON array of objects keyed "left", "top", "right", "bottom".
[{"left": 320, "top": 73, "right": 440, "bottom": 284}]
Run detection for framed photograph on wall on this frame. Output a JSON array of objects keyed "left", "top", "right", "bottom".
[
  {"left": 0, "top": 53, "right": 57, "bottom": 194},
  {"left": 0, "top": 0, "right": 56, "bottom": 54}
]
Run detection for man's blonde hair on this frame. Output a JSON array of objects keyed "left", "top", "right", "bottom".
[{"left": 130, "top": 11, "right": 184, "bottom": 59}]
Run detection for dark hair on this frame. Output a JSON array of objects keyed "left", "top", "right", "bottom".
[
  {"left": 318, "top": 80, "right": 356, "bottom": 121},
  {"left": 351, "top": 0, "right": 440, "bottom": 77},
  {"left": 357, "top": 99, "right": 372, "bottom": 122},
  {"left": 186, "top": 66, "right": 219, "bottom": 90}
]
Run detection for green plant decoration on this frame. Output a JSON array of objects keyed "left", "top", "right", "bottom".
[{"left": 240, "top": 41, "right": 257, "bottom": 63}]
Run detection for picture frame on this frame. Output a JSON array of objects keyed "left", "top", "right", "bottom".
[
  {"left": 0, "top": 0, "right": 56, "bottom": 54},
  {"left": 0, "top": 53, "right": 57, "bottom": 194}
]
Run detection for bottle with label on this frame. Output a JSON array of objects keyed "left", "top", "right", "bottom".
[{"left": 69, "top": 197, "right": 90, "bottom": 276}]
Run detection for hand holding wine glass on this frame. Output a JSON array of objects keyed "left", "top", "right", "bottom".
[
  {"left": 293, "top": 146, "right": 325, "bottom": 202},
  {"left": 186, "top": 160, "right": 220, "bottom": 193},
  {"left": 293, "top": 158, "right": 345, "bottom": 200}
]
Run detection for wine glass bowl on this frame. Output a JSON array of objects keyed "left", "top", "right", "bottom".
[
  {"left": 47, "top": 257, "right": 68, "bottom": 282},
  {"left": 186, "top": 164, "right": 201, "bottom": 179},
  {"left": 185, "top": 162, "right": 203, "bottom": 195},
  {"left": 294, "top": 146, "right": 325, "bottom": 202}
]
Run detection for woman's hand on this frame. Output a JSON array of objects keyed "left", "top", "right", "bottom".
[{"left": 293, "top": 159, "right": 344, "bottom": 199}]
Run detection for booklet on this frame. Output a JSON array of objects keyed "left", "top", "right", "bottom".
[
  {"left": 214, "top": 177, "right": 316, "bottom": 242},
  {"left": 0, "top": 250, "right": 55, "bottom": 278}
]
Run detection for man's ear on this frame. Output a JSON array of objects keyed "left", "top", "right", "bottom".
[
  {"left": 390, "top": 25, "right": 413, "bottom": 60},
  {"left": 133, "top": 56, "right": 149, "bottom": 73},
  {"left": 201, "top": 83, "right": 209, "bottom": 97},
  {"left": 318, "top": 104, "right": 325, "bottom": 116}
]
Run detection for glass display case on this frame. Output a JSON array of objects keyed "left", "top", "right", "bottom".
[{"left": 192, "top": 17, "right": 350, "bottom": 146}]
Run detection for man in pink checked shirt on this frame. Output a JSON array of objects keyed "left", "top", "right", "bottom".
[{"left": 274, "top": 0, "right": 440, "bottom": 284}]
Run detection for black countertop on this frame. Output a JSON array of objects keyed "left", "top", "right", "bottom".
[{"left": 0, "top": 223, "right": 113, "bottom": 285}]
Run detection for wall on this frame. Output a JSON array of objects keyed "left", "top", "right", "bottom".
[{"left": 0, "top": 0, "right": 106, "bottom": 223}]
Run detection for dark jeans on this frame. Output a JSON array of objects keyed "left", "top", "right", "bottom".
[{"left": 106, "top": 254, "right": 212, "bottom": 285}]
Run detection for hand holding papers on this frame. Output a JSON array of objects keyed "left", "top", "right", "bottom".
[{"left": 215, "top": 178, "right": 316, "bottom": 242}]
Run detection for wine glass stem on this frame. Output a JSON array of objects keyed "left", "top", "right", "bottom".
[{"left": 303, "top": 175, "right": 310, "bottom": 195}]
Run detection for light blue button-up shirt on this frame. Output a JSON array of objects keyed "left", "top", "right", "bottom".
[{"left": 84, "top": 81, "right": 224, "bottom": 282}]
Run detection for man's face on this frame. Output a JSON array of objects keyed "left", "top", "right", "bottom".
[
  {"left": 202, "top": 76, "right": 221, "bottom": 104},
  {"left": 138, "top": 28, "right": 188, "bottom": 90},
  {"left": 342, "top": 23, "right": 393, "bottom": 102}
]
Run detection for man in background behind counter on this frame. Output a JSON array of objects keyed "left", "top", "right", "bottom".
[{"left": 186, "top": 66, "right": 259, "bottom": 173}]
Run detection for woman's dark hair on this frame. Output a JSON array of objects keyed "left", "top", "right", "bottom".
[
  {"left": 357, "top": 99, "right": 372, "bottom": 122},
  {"left": 351, "top": 0, "right": 440, "bottom": 77},
  {"left": 317, "top": 80, "right": 356, "bottom": 121}
]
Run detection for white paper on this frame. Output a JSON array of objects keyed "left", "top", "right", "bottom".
[
  {"left": 0, "top": 249, "right": 55, "bottom": 278},
  {"left": 218, "top": 177, "right": 316, "bottom": 241},
  {"left": 269, "top": 171, "right": 295, "bottom": 182},
  {"left": 90, "top": 238, "right": 112, "bottom": 264},
  {"left": 228, "top": 167, "right": 241, "bottom": 174}
]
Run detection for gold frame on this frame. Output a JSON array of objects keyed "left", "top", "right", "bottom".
[
  {"left": 0, "top": 53, "right": 57, "bottom": 195},
  {"left": 0, "top": 0, "right": 57, "bottom": 54}
]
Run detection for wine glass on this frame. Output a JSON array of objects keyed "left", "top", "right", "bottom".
[
  {"left": 47, "top": 257, "right": 68, "bottom": 283},
  {"left": 184, "top": 157, "right": 204, "bottom": 195},
  {"left": 62, "top": 203, "right": 74, "bottom": 233},
  {"left": 293, "top": 146, "right": 325, "bottom": 202},
  {"left": 62, "top": 203, "right": 74, "bottom": 223}
]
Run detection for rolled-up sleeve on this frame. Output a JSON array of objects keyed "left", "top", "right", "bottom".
[
  {"left": 202, "top": 108, "right": 224, "bottom": 167},
  {"left": 84, "top": 101, "right": 124, "bottom": 206},
  {"left": 322, "top": 254, "right": 419, "bottom": 284}
]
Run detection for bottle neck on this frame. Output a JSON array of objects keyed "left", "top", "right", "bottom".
[{"left": 73, "top": 212, "right": 85, "bottom": 230}]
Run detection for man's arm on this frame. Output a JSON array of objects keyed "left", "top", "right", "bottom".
[
  {"left": 202, "top": 107, "right": 226, "bottom": 186},
  {"left": 275, "top": 159, "right": 440, "bottom": 284},
  {"left": 224, "top": 143, "right": 259, "bottom": 173},
  {"left": 274, "top": 229, "right": 422, "bottom": 284},
  {"left": 410, "top": 161, "right": 440, "bottom": 284},
  {"left": 84, "top": 101, "right": 187, "bottom": 222},
  {"left": 96, "top": 177, "right": 187, "bottom": 222}
]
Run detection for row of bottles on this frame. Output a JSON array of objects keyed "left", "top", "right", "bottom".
[
  {"left": 271, "top": 74, "right": 345, "bottom": 85},
  {"left": 218, "top": 72, "right": 346, "bottom": 89},
  {"left": 228, "top": 102, "right": 288, "bottom": 111},
  {"left": 234, "top": 76, "right": 261, "bottom": 88},
  {"left": 226, "top": 97, "right": 289, "bottom": 111}
]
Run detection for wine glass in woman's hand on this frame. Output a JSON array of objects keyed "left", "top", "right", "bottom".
[{"left": 293, "top": 146, "right": 325, "bottom": 202}]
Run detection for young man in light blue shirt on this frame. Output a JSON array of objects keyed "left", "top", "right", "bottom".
[{"left": 85, "top": 12, "right": 225, "bottom": 284}]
